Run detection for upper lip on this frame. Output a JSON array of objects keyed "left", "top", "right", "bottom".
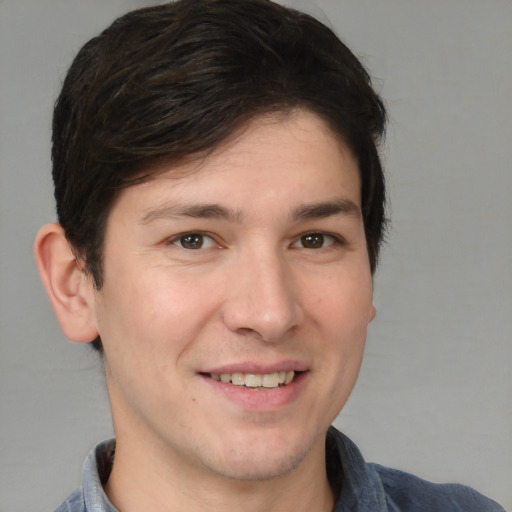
[{"left": 201, "top": 361, "right": 309, "bottom": 375}]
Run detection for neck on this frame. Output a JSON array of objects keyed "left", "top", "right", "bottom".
[{"left": 104, "top": 431, "right": 334, "bottom": 512}]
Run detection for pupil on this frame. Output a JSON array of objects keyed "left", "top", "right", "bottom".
[
  {"left": 302, "top": 233, "right": 323, "bottom": 248},
  {"left": 181, "top": 234, "right": 203, "bottom": 249}
]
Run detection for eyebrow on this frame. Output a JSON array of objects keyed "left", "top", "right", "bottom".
[
  {"left": 139, "top": 198, "right": 360, "bottom": 225},
  {"left": 292, "top": 199, "right": 360, "bottom": 220},
  {"left": 139, "top": 203, "right": 244, "bottom": 225}
]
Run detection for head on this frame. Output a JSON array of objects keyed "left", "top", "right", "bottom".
[
  {"left": 35, "top": 0, "right": 388, "bottom": 491},
  {"left": 52, "top": 0, "right": 386, "bottom": 295}
]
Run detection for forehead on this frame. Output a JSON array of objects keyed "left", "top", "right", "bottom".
[{"left": 115, "top": 109, "right": 361, "bottom": 217}]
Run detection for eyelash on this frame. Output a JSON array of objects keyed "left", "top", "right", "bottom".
[
  {"left": 292, "top": 232, "right": 345, "bottom": 250},
  {"left": 168, "top": 231, "right": 345, "bottom": 251},
  {"left": 169, "top": 232, "right": 218, "bottom": 250}
]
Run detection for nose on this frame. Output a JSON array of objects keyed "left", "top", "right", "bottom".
[{"left": 222, "top": 249, "right": 304, "bottom": 342}]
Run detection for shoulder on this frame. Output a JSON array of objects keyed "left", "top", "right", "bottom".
[
  {"left": 54, "top": 488, "right": 86, "bottom": 512},
  {"left": 371, "top": 463, "right": 506, "bottom": 512},
  {"left": 327, "top": 427, "right": 505, "bottom": 512}
]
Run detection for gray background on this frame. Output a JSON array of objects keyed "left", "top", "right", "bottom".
[{"left": 0, "top": 0, "right": 510, "bottom": 511}]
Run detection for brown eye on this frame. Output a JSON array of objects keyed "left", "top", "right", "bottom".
[
  {"left": 178, "top": 233, "right": 204, "bottom": 249},
  {"left": 300, "top": 233, "right": 325, "bottom": 249},
  {"left": 170, "top": 232, "right": 217, "bottom": 251}
]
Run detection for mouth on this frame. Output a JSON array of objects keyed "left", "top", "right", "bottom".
[{"left": 202, "top": 370, "right": 300, "bottom": 390}]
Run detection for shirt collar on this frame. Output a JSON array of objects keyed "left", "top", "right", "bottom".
[
  {"left": 326, "top": 426, "right": 388, "bottom": 511},
  {"left": 82, "top": 438, "right": 117, "bottom": 511},
  {"left": 80, "top": 428, "right": 387, "bottom": 512}
]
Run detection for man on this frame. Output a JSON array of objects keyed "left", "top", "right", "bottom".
[{"left": 34, "top": 0, "right": 505, "bottom": 510}]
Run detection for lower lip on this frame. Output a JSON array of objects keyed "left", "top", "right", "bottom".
[{"left": 200, "top": 372, "right": 308, "bottom": 411}]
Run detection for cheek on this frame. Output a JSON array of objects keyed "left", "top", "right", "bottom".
[
  {"left": 313, "top": 276, "right": 371, "bottom": 403},
  {"left": 305, "top": 267, "right": 372, "bottom": 389},
  {"left": 98, "top": 265, "right": 222, "bottom": 358},
  {"left": 308, "top": 270, "right": 373, "bottom": 335}
]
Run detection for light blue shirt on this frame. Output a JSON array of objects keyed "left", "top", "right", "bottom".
[{"left": 55, "top": 427, "right": 506, "bottom": 511}]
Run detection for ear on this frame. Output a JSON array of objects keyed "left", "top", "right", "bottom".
[
  {"left": 34, "top": 223, "right": 99, "bottom": 343},
  {"left": 368, "top": 304, "right": 376, "bottom": 323}
]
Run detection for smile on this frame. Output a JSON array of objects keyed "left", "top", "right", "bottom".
[{"left": 208, "top": 371, "right": 296, "bottom": 389}]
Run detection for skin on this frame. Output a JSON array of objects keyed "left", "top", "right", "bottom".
[{"left": 36, "top": 109, "right": 376, "bottom": 512}]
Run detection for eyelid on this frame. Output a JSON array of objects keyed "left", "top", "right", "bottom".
[
  {"left": 168, "top": 231, "right": 219, "bottom": 249},
  {"left": 292, "top": 231, "right": 346, "bottom": 249}
]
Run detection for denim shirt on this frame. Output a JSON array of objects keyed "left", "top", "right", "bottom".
[{"left": 55, "top": 427, "right": 505, "bottom": 512}]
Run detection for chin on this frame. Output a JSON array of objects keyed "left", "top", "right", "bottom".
[
  {"left": 212, "top": 452, "right": 309, "bottom": 482},
  {"left": 202, "top": 433, "right": 317, "bottom": 482}
]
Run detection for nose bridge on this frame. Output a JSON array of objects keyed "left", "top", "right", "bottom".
[{"left": 222, "top": 241, "right": 302, "bottom": 341}]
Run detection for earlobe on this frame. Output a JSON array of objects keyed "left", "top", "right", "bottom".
[
  {"left": 369, "top": 304, "right": 376, "bottom": 323},
  {"left": 34, "top": 223, "right": 99, "bottom": 343}
]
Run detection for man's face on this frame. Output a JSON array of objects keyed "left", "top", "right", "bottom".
[{"left": 90, "top": 109, "right": 375, "bottom": 481}]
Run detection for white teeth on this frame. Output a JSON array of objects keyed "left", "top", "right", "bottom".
[
  {"left": 244, "top": 374, "right": 262, "bottom": 387},
  {"left": 231, "top": 373, "right": 244, "bottom": 386},
  {"left": 211, "top": 371, "right": 296, "bottom": 388},
  {"left": 262, "top": 373, "right": 279, "bottom": 388}
]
